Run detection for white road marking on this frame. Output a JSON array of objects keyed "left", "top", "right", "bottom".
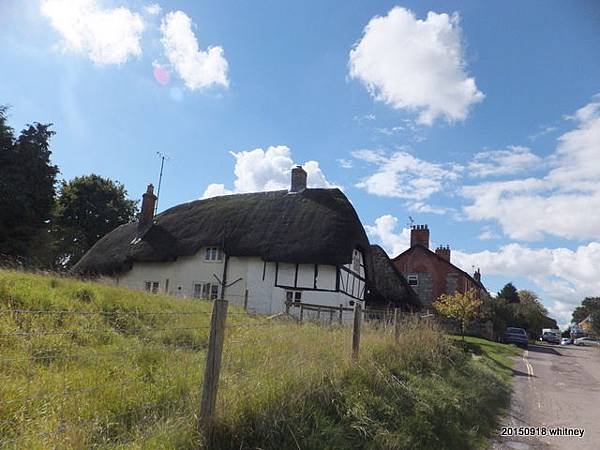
[{"left": 522, "top": 350, "right": 534, "bottom": 384}]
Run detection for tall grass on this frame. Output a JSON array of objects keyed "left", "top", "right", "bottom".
[{"left": 0, "top": 270, "right": 511, "bottom": 449}]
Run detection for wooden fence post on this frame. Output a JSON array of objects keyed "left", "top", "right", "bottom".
[
  {"left": 199, "top": 299, "right": 228, "bottom": 440},
  {"left": 352, "top": 303, "right": 362, "bottom": 360},
  {"left": 285, "top": 300, "right": 291, "bottom": 315},
  {"left": 243, "top": 289, "right": 248, "bottom": 311},
  {"left": 394, "top": 308, "right": 401, "bottom": 343},
  {"left": 300, "top": 303, "right": 304, "bottom": 322},
  {"left": 338, "top": 304, "right": 343, "bottom": 325}
]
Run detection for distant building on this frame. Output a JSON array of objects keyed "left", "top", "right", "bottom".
[
  {"left": 391, "top": 225, "right": 487, "bottom": 308},
  {"left": 579, "top": 315, "right": 594, "bottom": 334}
]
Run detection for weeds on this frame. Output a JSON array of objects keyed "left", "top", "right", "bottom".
[{"left": 0, "top": 270, "right": 513, "bottom": 449}]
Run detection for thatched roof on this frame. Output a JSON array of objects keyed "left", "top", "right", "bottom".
[
  {"left": 73, "top": 188, "right": 371, "bottom": 276},
  {"left": 368, "top": 245, "right": 421, "bottom": 309}
]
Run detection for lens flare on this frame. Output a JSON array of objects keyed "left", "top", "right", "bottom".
[{"left": 153, "top": 65, "right": 170, "bottom": 86}]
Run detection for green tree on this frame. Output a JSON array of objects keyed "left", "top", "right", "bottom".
[
  {"left": 591, "top": 310, "right": 600, "bottom": 336},
  {"left": 434, "top": 289, "right": 482, "bottom": 342},
  {"left": 0, "top": 106, "right": 58, "bottom": 260},
  {"left": 497, "top": 282, "right": 520, "bottom": 304},
  {"left": 53, "top": 174, "right": 138, "bottom": 267},
  {"left": 481, "top": 295, "right": 514, "bottom": 338},
  {"left": 515, "top": 290, "right": 553, "bottom": 338}
]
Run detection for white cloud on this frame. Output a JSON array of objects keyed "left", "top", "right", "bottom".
[
  {"left": 367, "top": 213, "right": 600, "bottom": 327},
  {"left": 364, "top": 215, "right": 411, "bottom": 256},
  {"left": 468, "top": 146, "right": 543, "bottom": 178},
  {"left": 202, "top": 146, "right": 337, "bottom": 198},
  {"left": 337, "top": 158, "right": 353, "bottom": 169},
  {"left": 144, "top": 3, "right": 161, "bottom": 16},
  {"left": 41, "top": 0, "right": 145, "bottom": 65},
  {"left": 353, "top": 149, "right": 459, "bottom": 200},
  {"left": 528, "top": 125, "right": 557, "bottom": 141},
  {"left": 348, "top": 6, "right": 484, "bottom": 125},
  {"left": 462, "top": 97, "right": 600, "bottom": 241},
  {"left": 160, "top": 11, "right": 229, "bottom": 90},
  {"left": 408, "top": 201, "right": 451, "bottom": 215},
  {"left": 453, "top": 242, "right": 600, "bottom": 327},
  {"left": 478, "top": 227, "right": 500, "bottom": 241}
]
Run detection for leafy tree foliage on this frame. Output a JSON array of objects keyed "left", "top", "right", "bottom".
[
  {"left": 0, "top": 106, "right": 58, "bottom": 260},
  {"left": 481, "top": 288, "right": 556, "bottom": 339},
  {"left": 497, "top": 282, "right": 520, "bottom": 304},
  {"left": 53, "top": 175, "right": 138, "bottom": 267},
  {"left": 434, "top": 289, "right": 482, "bottom": 341},
  {"left": 571, "top": 297, "right": 600, "bottom": 324},
  {"left": 480, "top": 295, "right": 514, "bottom": 338},
  {"left": 513, "top": 290, "right": 555, "bottom": 338},
  {"left": 571, "top": 297, "right": 600, "bottom": 336}
]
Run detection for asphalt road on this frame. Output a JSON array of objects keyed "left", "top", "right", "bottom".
[{"left": 493, "top": 343, "right": 600, "bottom": 450}]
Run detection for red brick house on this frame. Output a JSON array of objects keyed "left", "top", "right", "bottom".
[{"left": 391, "top": 225, "right": 487, "bottom": 308}]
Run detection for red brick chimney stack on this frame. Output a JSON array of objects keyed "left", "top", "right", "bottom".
[
  {"left": 139, "top": 184, "right": 157, "bottom": 228},
  {"left": 435, "top": 245, "right": 451, "bottom": 262},
  {"left": 410, "top": 224, "right": 429, "bottom": 248},
  {"left": 474, "top": 268, "right": 481, "bottom": 282}
]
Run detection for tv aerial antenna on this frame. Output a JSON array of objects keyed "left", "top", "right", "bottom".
[
  {"left": 406, "top": 216, "right": 415, "bottom": 227},
  {"left": 155, "top": 151, "right": 172, "bottom": 214}
]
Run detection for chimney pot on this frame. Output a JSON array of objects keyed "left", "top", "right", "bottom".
[
  {"left": 290, "top": 165, "right": 307, "bottom": 193},
  {"left": 435, "top": 244, "right": 451, "bottom": 262}
]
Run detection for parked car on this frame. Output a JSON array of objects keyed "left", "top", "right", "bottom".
[
  {"left": 541, "top": 331, "right": 560, "bottom": 344},
  {"left": 503, "top": 327, "right": 529, "bottom": 348},
  {"left": 574, "top": 337, "right": 600, "bottom": 347},
  {"left": 560, "top": 337, "right": 571, "bottom": 345}
]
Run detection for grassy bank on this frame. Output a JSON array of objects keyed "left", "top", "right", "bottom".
[{"left": 1, "top": 270, "right": 513, "bottom": 449}]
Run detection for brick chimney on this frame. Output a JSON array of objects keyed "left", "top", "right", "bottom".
[
  {"left": 435, "top": 245, "right": 451, "bottom": 262},
  {"left": 410, "top": 224, "right": 429, "bottom": 248},
  {"left": 139, "top": 184, "right": 157, "bottom": 228},
  {"left": 290, "top": 165, "right": 307, "bottom": 193},
  {"left": 474, "top": 268, "right": 481, "bottom": 282}
]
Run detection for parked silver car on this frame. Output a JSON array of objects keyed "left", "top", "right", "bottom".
[
  {"left": 541, "top": 331, "right": 560, "bottom": 344},
  {"left": 574, "top": 337, "right": 600, "bottom": 347},
  {"left": 560, "top": 337, "right": 571, "bottom": 345}
]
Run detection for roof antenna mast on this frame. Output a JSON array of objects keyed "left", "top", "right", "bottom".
[{"left": 155, "top": 151, "right": 171, "bottom": 214}]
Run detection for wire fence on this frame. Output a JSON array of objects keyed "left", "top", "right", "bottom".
[{"left": 0, "top": 300, "right": 432, "bottom": 448}]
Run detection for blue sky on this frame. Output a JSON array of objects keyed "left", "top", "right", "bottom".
[{"left": 1, "top": 0, "right": 599, "bottom": 326}]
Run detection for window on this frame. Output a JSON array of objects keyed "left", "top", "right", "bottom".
[
  {"left": 193, "top": 283, "right": 220, "bottom": 300},
  {"left": 204, "top": 247, "right": 223, "bottom": 262},
  {"left": 286, "top": 290, "right": 302, "bottom": 305},
  {"left": 144, "top": 281, "right": 159, "bottom": 294},
  {"left": 408, "top": 275, "right": 418, "bottom": 286},
  {"left": 352, "top": 249, "right": 362, "bottom": 273}
]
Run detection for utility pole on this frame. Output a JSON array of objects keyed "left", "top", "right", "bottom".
[{"left": 155, "top": 151, "right": 170, "bottom": 214}]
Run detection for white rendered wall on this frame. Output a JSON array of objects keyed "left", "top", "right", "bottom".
[
  {"left": 114, "top": 248, "right": 231, "bottom": 298},
  {"left": 104, "top": 248, "right": 363, "bottom": 322}
]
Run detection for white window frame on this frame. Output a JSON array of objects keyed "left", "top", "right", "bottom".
[
  {"left": 193, "top": 282, "right": 220, "bottom": 300},
  {"left": 144, "top": 281, "right": 159, "bottom": 294},
  {"left": 407, "top": 275, "right": 418, "bottom": 287},
  {"left": 204, "top": 247, "right": 223, "bottom": 262},
  {"left": 352, "top": 249, "right": 361, "bottom": 273},
  {"left": 286, "top": 290, "right": 302, "bottom": 305}
]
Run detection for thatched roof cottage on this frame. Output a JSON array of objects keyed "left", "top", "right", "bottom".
[{"left": 74, "top": 167, "right": 417, "bottom": 317}]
